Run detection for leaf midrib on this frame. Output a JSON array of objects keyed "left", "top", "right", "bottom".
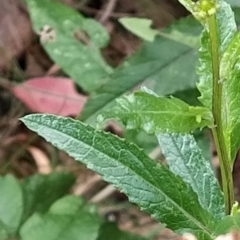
[{"left": 117, "top": 110, "right": 197, "bottom": 116}]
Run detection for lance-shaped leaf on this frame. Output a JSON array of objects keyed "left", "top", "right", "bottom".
[
  {"left": 98, "top": 92, "right": 213, "bottom": 134},
  {"left": 157, "top": 133, "right": 225, "bottom": 220},
  {"left": 80, "top": 17, "right": 202, "bottom": 122},
  {"left": 25, "top": 0, "right": 112, "bottom": 92},
  {"left": 220, "top": 33, "right": 240, "bottom": 164},
  {"left": 21, "top": 114, "right": 216, "bottom": 239},
  {"left": 216, "top": 1, "right": 237, "bottom": 54}
]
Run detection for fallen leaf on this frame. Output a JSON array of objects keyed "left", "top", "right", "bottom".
[{"left": 12, "top": 77, "right": 86, "bottom": 116}]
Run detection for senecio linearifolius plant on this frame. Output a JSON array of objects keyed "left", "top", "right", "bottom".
[{"left": 21, "top": 0, "right": 240, "bottom": 239}]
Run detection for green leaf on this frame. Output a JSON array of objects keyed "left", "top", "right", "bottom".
[
  {"left": 177, "top": 1, "right": 237, "bottom": 109},
  {"left": 216, "top": 1, "right": 237, "bottom": 54},
  {"left": 213, "top": 214, "right": 240, "bottom": 236},
  {"left": 21, "top": 172, "right": 75, "bottom": 221},
  {"left": 196, "top": 1, "right": 237, "bottom": 109},
  {"left": 178, "top": 0, "right": 236, "bottom": 39},
  {"left": 220, "top": 33, "right": 240, "bottom": 164},
  {"left": 80, "top": 8, "right": 240, "bottom": 122},
  {"left": 80, "top": 17, "right": 202, "bottom": 123},
  {"left": 25, "top": 0, "right": 112, "bottom": 92},
  {"left": 119, "top": 18, "right": 158, "bottom": 42},
  {"left": 157, "top": 133, "right": 225, "bottom": 220},
  {"left": 21, "top": 114, "right": 217, "bottom": 239},
  {"left": 0, "top": 175, "right": 23, "bottom": 238},
  {"left": 98, "top": 91, "right": 213, "bottom": 134},
  {"left": 230, "top": 202, "right": 240, "bottom": 216},
  {"left": 181, "top": 2, "right": 239, "bottom": 164},
  {"left": 220, "top": 33, "right": 240, "bottom": 79},
  {"left": 20, "top": 195, "right": 101, "bottom": 240},
  {"left": 119, "top": 17, "right": 199, "bottom": 47},
  {"left": 196, "top": 30, "right": 212, "bottom": 108},
  {"left": 97, "top": 222, "right": 147, "bottom": 240}
]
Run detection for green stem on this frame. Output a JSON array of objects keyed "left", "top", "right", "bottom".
[{"left": 208, "top": 14, "right": 234, "bottom": 214}]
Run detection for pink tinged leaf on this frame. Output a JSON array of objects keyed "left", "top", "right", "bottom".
[{"left": 12, "top": 77, "right": 87, "bottom": 116}]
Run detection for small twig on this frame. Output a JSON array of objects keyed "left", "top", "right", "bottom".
[
  {"left": 28, "top": 146, "right": 51, "bottom": 174},
  {"left": 98, "top": 0, "right": 117, "bottom": 23},
  {"left": 73, "top": 174, "right": 102, "bottom": 196},
  {"left": 76, "top": 0, "right": 91, "bottom": 8},
  {"left": 0, "top": 77, "right": 12, "bottom": 90},
  {"left": 45, "top": 64, "right": 61, "bottom": 76},
  {"left": 90, "top": 185, "right": 116, "bottom": 203},
  {"left": 76, "top": 5, "right": 140, "bottom": 18},
  {"left": 149, "top": 147, "right": 161, "bottom": 160}
]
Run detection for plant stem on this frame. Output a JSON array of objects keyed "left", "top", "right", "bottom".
[{"left": 208, "top": 14, "right": 234, "bottom": 214}]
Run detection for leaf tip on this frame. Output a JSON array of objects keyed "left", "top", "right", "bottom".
[{"left": 19, "top": 115, "right": 29, "bottom": 125}]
